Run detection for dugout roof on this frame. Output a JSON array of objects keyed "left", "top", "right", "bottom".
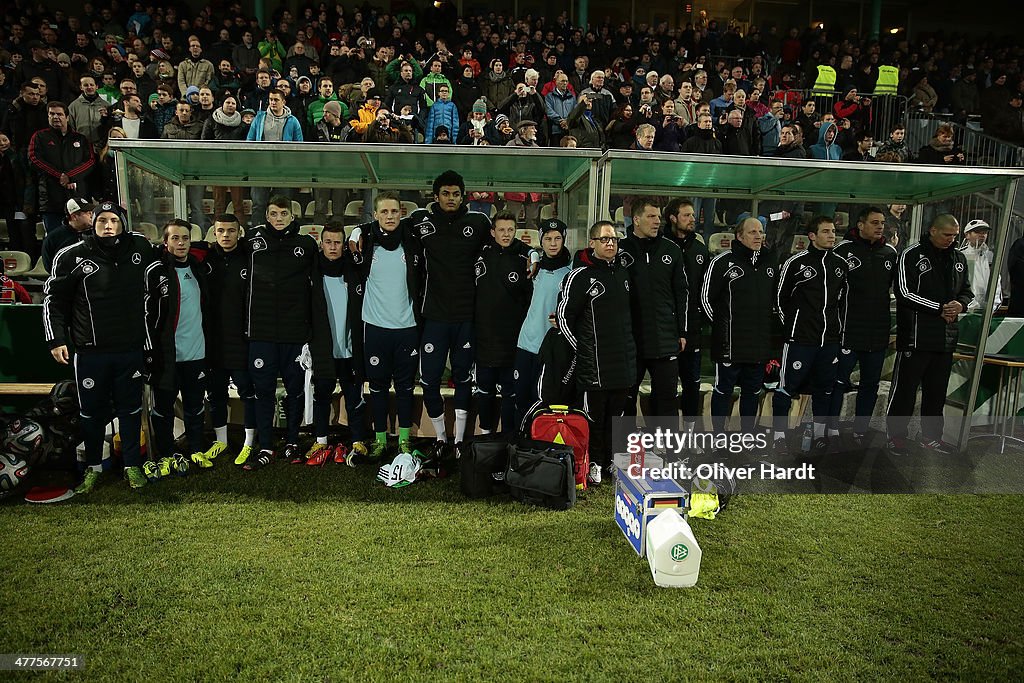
[{"left": 600, "top": 150, "right": 1022, "bottom": 204}]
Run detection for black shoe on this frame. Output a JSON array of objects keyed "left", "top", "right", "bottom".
[
  {"left": 809, "top": 436, "right": 829, "bottom": 457},
  {"left": 886, "top": 437, "right": 911, "bottom": 457},
  {"left": 243, "top": 449, "right": 274, "bottom": 471},
  {"left": 772, "top": 436, "right": 788, "bottom": 456},
  {"left": 919, "top": 438, "right": 956, "bottom": 455},
  {"left": 284, "top": 443, "right": 304, "bottom": 464}
]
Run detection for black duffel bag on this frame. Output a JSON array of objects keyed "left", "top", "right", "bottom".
[
  {"left": 505, "top": 438, "right": 576, "bottom": 510},
  {"left": 460, "top": 434, "right": 510, "bottom": 499}
]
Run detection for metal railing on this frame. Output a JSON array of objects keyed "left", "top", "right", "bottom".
[
  {"left": 766, "top": 88, "right": 910, "bottom": 143},
  {"left": 906, "top": 112, "right": 1024, "bottom": 169}
]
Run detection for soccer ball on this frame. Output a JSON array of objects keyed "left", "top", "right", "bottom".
[
  {"left": 2, "top": 418, "right": 45, "bottom": 465},
  {"left": 0, "top": 451, "right": 30, "bottom": 499}
]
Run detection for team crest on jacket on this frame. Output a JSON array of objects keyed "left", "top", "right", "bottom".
[
  {"left": 474, "top": 261, "right": 486, "bottom": 280},
  {"left": 251, "top": 237, "right": 267, "bottom": 251},
  {"left": 917, "top": 258, "right": 931, "bottom": 273},
  {"left": 462, "top": 226, "right": 474, "bottom": 237},
  {"left": 661, "top": 254, "right": 673, "bottom": 265},
  {"left": 417, "top": 221, "right": 436, "bottom": 237},
  {"left": 293, "top": 247, "right": 304, "bottom": 258},
  {"left": 725, "top": 266, "right": 743, "bottom": 279},
  {"left": 801, "top": 266, "right": 816, "bottom": 279},
  {"left": 846, "top": 255, "right": 862, "bottom": 271},
  {"left": 954, "top": 262, "right": 965, "bottom": 272},
  {"left": 588, "top": 281, "right": 606, "bottom": 297},
  {"left": 618, "top": 252, "right": 635, "bottom": 268},
  {"left": 132, "top": 252, "right": 142, "bottom": 264}
]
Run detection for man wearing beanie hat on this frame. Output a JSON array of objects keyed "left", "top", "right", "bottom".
[
  {"left": 514, "top": 218, "right": 573, "bottom": 423},
  {"left": 42, "top": 200, "right": 162, "bottom": 492},
  {"left": 307, "top": 75, "right": 347, "bottom": 130}
]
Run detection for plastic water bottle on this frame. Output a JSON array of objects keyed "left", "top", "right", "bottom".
[{"left": 801, "top": 422, "right": 813, "bottom": 453}]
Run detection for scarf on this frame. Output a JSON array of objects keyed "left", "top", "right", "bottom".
[
  {"left": 539, "top": 247, "right": 571, "bottom": 271},
  {"left": 213, "top": 108, "right": 241, "bottom": 126},
  {"left": 319, "top": 252, "right": 345, "bottom": 277},
  {"left": 373, "top": 222, "right": 403, "bottom": 251}
]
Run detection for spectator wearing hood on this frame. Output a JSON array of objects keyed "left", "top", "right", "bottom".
[
  {"left": 425, "top": 84, "right": 459, "bottom": 144},
  {"left": 810, "top": 120, "right": 842, "bottom": 161}
]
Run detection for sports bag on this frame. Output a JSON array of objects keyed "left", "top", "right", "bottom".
[
  {"left": 527, "top": 404, "right": 590, "bottom": 491},
  {"left": 460, "top": 434, "right": 509, "bottom": 499},
  {"left": 505, "top": 438, "right": 576, "bottom": 510}
]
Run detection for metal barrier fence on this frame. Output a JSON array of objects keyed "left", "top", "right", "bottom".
[
  {"left": 766, "top": 88, "right": 909, "bottom": 144},
  {"left": 906, "top": 112, "right": 1024, "bottom": 169}
]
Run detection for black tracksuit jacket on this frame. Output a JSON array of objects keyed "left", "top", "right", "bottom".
[
  {"left": 833, "top": 232, "right": 898, "bottom": 352},
  {"left": 204, "top": 241, "right": 250, "bottom": 370},
  {"left": 776, "top": 243, "right": 849, "bottom": 345},
  {"left": 618, "top": 233, "right": 688, "bottom": 359},
  {"left": 894, "top": 237, "right": 973, "bottom": 352},
  {"left": 701, "top": 241, "right": 778, "bottom": 364},
  {"left": 474, "top": 239, "right": 533, "bottom": 367}
]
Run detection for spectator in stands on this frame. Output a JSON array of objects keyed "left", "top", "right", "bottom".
[
  {"left": 987, "top": 91, "right": 1024, "bottom": 145},
  {"left": 796, "top": 99, "right": 819, "bottom": 145},
  {"left": 242, "top": 69, "right": 275, "bottom": 113},
  {"left": 506, "top": 119, "right": 538, "bottom": 148},
  {"left": 483, "top": 59, "right": 514, "bottom": 111},
  {"left": 453, "top": 64, "right": 482, "bottom": 123},
  {"left": 420, "top": 57, "right": 453, "bottom": 104},
  {"left": 774, "top": 123, "right": 807, "bottom": 159},
  {"left": 0, "top": 131, "right": 33, "bottom": 260},
  {"left": 233, "top": 31, "right": 261, "bottom": 76},
  {"left": 350, "top": 89, "right": 382, "bottom": 138},
  {"left": 950, "top": 66, "right": 981, "bottom": 122},
  {"left": 759, "top": 100, "right": 785, "bottom": 156},
  {"left": 5, "top": 82, "right": 47, "bottom": 155},
  {"left": 605, "top": 104, "right": 637, "bottom": 150},
  {"left": 152, "top": 84, "right": 178, "bottom": 136},
  {"left": 709, "top": 81, "right": 736, "bottom": 120},
  {"left": 68, "top": 75, "right": 108, "bottom": 150},
  {"left": 719, "top": 108, "right": 758, "bottom": 156},
  {"left": 194, "top": 86, "right": 217, "bottom": 124},
  {"left": 258, "top": 29, "right": 287, "bottom": 73},
  {"left": 692, "top": 69, "right": 713, "bottom": 104},
  {"left": 674, "top": 80, "right": 698, "bottom": 127},
  {"left": 910, "top": 74, "right": 938, "bottom": 114},
  {"left": 210, "top": 59, "right": 242, "bottom": 97},
  {"left": 16, "top": 40, "right": 70, "bottom": 103},
  {"left": 810, "top": 120, "right": 842, "bottom": 161},
  {"left": 842, "top": 130, "right": 874, "bottom": 161},
  {"left": 544, "top": 72, "right": 576, "bottom": 146},
  {"left": 566, "top": 92, "right": 605, "bottom": 149},
  {"left": 579, "top": 70, "right": 615, "bottom": 127},
  {"left": 363, "top": 106, "right": 414, "bottom": 144},
  {"left": 201, "top": 95, "right": 246, "bottom": 218},
  {"left": 162, "top": 101, "right": 207, "bottom": 228},
  {"left": 652, "top": 99, "right": 684, "bottom": 152},
  {"left": 284, "top": 41, "right": 316, "bottom": 80},
  {"left": 425, "top": 84, "right": 459, "bottom": 144},
  {"left": 916, "top": 123, "right": 965, "bottom": 165},
  {"left": 178, "top": 37, "right": 215, "bottom": 95},
  {"left": 499, "top": 76, "right": 546, "bottom": 135},
  {"left": 877, "top": 123, "right": 911, "bottom": 162},
  {"left": 29, "top": 100, "right": 95, "bottom": 235},
  {"left": 384, "top": 60, "right": 429, "bottom": 130},
  {"left": 307, "top": 75, "right": 345, "bottom": 130}
]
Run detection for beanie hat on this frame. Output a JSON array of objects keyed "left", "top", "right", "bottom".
[
  {"left": 494, "top": 114, "right": 510, "bottom": 129},
  {"left": 540, "top": 218, "right": 567, "bottom": 237},
  {"left": 185, "top": 85, "right": 201, "bottom": 99},
  {"left": 472, "top": 98, "right": 488, "bottom": 114},
  {"left": 92, "top": 200, "right": 128, "bottom": 229},
  {"left": 323, "top": 100, "right": 343, "bottom": 118},
  {"left": 148, "top": 93, "right": 160, "bottom": 105},
  {"left": 296, "top": 75, "right": 312, "bottom": 88},
  {"left": 366, "top": 89, "right": 383, "bottom": 100}
]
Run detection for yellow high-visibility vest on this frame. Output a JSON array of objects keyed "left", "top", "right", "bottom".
[
  {"left": 875, "top": 65, "right": 899, "bottom": 95},
  {"left": 812, "top": 65, "right": 837, "bottom": 95}
]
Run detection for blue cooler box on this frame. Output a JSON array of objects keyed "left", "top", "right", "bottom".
[{"left": 614, "top": 469, "right": 689, "bottom": 557}]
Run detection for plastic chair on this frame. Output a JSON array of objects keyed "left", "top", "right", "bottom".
[
  {"left": 291, "top": 200, "right": 303, "bottom": 218},
  {"left": 190, "top": 225, "right": 204, "bottom": 242},
  {"left": 201, "top": 198, "right": 215, "bottom": 215},
  {"left": 136, "top": 222, "right": 160, "bottom": 243},
  {"left": 1, "top": 250, "right": 32, "bottom": 276},
  {"left": 0, "top": 218, "right": 8, "bottom": 243},
  {"left": 36, "top": 222, "right": 46, "bottom": 240},
  {"left": 24, "top": 257, "right": 49, "bottom": 278},
  {"left": 539, "top": 204, "right": 556, "bottom": 221},
  {"left": 613, "top": 206, "right": 625, "bottom": 227},
  {"left": 342, "top": 200, "right": 364, "bottom": 226},
  {"left": 305, "top": 200, "right": 317, "bottom": 217},
  {"left": 400, "top": 201, "right": 419, "bottom": 217},
  {"left": 790, "top": 234, "right": 810, "bottom": 254},
  {"left": 707, "top": 232, "right": 733, "bottom": 255},
  {"left": 299, "top": 224, "right": 323, "bottom": 241}
]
